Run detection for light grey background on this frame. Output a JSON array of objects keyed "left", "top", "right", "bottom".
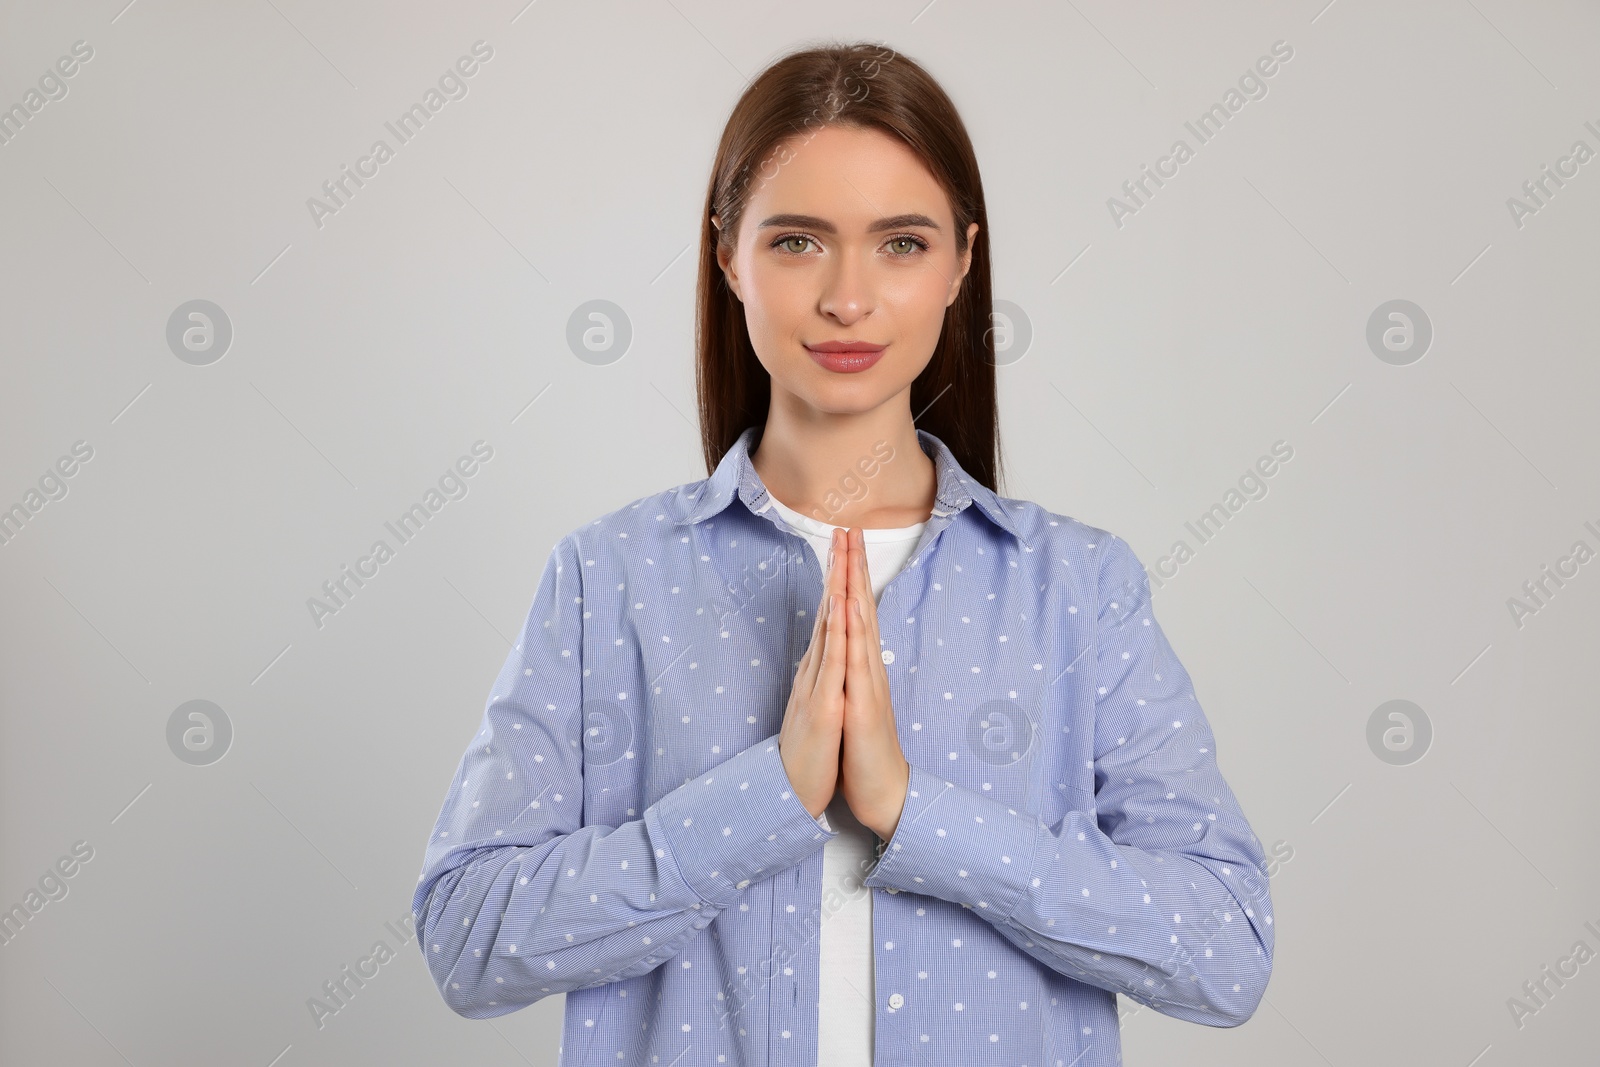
[{"left": 3, "top": 1, "right": 1597, "bottom": 1064}]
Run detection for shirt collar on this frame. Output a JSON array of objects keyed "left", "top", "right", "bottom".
[{"left": 673, "top": 425, "right": 1031, "bottom": 549}]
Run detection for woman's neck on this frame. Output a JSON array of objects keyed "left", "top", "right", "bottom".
[{"left": 749, "top": 412, "right": 936, "bottom": 529}]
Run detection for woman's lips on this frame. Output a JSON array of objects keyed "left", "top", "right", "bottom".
[{"left": 805, "top": 344, "right": 886, "bottom": 373}]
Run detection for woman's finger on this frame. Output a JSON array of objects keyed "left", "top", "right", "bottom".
[
  {"left": 845, "top": 590, "right": 870, "bottom": 681},
  {"left": 815, "top": 590, "right": 846, "bottom": 699},
  {"left": 796, "top": 529, "right": 839, "bottom": 683},
  {"left": 842, "top": 530, "right": 874, "bottom": 674},
  {"left": 853, "top": 528, "right": 883, "bottom": 650}
]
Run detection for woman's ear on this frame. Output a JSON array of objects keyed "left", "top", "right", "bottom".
[
  {"left": 946, "top": 221, "right": 980, "bottom": 307},
  {"left": 712, "top": 215, "right": 743, "bottom": 302}
]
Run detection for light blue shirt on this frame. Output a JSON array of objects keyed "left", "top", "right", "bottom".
[{"left": 411, "top": 424, "right": 1275, "bottom": 1066}]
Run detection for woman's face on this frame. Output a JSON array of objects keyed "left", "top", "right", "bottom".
[{"left": 714, "top": 124, "right": 980, "bottom": 417}]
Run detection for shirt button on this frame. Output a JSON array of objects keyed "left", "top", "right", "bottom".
[
  {"left": 881, "top": 649, "right": 895, "bottom": 664},
  {"left": 888, "top": 992, "right": 904, "bottom": 1009}
]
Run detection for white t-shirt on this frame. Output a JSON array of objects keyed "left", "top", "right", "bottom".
[{"left": 763, "top": 493, "right": 927, "bottom": 1067}]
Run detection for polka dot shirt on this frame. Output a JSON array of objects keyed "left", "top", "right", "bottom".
[{"left": 411, "top": 425, "right": 1275, "bottom": 1066}]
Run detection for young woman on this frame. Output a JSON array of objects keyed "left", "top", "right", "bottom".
[{"left": 413, "top": 41, "right": 1274, "bottom": 1067}]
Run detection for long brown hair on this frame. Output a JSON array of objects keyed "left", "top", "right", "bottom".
[{"left": 694, "top": 40, "right": 1005, "bottom": 494}]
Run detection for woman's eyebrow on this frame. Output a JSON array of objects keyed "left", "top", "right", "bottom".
[{"left": 755, "top": 212, "right": 942, "bottom": 233}]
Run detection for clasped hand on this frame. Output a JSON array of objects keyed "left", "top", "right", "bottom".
[{"left": 780, "top": 526, "right": 910, "bottom": 842}]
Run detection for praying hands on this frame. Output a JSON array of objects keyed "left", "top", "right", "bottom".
[{"left": 779, "top": 527, "right": 911, "bottom": 842}]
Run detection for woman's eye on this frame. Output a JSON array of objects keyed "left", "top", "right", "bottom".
[{"left": 770, "top": 233, "right": 927, "bottom": 256}]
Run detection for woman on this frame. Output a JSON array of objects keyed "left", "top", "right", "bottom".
[{"left": 412, "top": 41, "right": 1274, "bottom": 1067}]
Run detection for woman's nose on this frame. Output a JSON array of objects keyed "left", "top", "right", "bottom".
[{"left": 817, "top": 251, "right": 876, "bottom": 322}]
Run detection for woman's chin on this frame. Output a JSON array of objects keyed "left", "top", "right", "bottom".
[{"left": 788, "top": 383, "right": 909, "bottom": 418}]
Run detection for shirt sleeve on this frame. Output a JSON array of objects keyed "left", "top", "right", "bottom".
[
  {"left": 860, "top": 534, "right": 1274, "bottom": 1027},
  {"left": 411, "top": 532, "right": 837, "bottom": 1019}
]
